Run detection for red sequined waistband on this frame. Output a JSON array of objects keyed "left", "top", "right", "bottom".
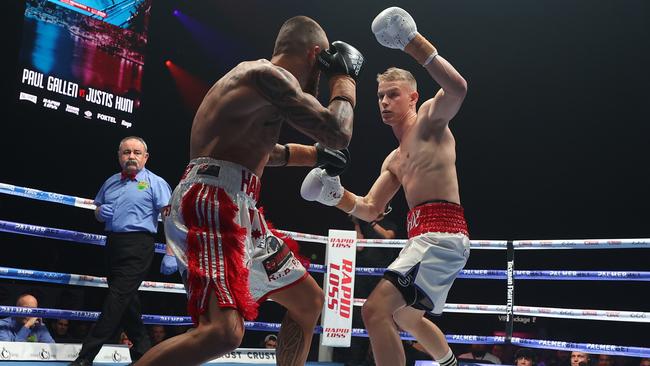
[{"left": 406, "top": 201, "right": 469, "bottom": 238}]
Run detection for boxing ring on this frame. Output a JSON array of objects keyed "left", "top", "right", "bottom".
[{"left": 1, "top": 182, "right": 649, "bottom": 365}]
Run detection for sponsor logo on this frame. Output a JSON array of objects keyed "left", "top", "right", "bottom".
[
  {"left": 197, "top": 164, "right": 221, "bottom": 178},
  {"left": 19, "top": 92, "right": 37, "bottom": 104},
  {"left": 244, "top": 351, "right": 275, "bottom": 360},
  {"left": 450, "top": 335, "right": 480, "bottom": 341},
  {"left": 324, "top": 327, "right": 350, "bottom": 338},
  {"left": 42, "top": 98, "right": 60, "bottom": 110},
  {"left": 262, "top": 241, "right": 291, "bottom": 277},
  {"left": 65, "top": 104, "right": 80, "bottom": 115},
  {"left": 39, "top": 349, "right": 51, "bottom": 360},
  {"left": 84, "top": 111, "right": 92, "bottom": 119},
  {"left": 326, "top": 260, "right": 354, "bottom": 319},
  {"left": 406, "top": 209, "right": 421, "bottom": 232},
  {"left": 1, "top": 347, "right": 11, "bottom": 360},
  {"left": 97, "top": 112, "right": 116, "bottom": 123},
  {"left": 265, "top": 236, "right": 280, "bottom": 253},
  {"left": 121, "top": 119, "right": 132, "bottom": 128},
  {"left": 329, "top": 237, "right": 354, "bottom": 248},
  {"left": 397, "top": 274, "right": 412, "bottom": 287},
  {"left": 112, "top": 350, "right": 123, "bottom": 362},
  {"left": 47, "top": 192, "right": 65, "bottom": 202},
  {"left": 137, "top": 181, "right": 150, "bottom": 191}
]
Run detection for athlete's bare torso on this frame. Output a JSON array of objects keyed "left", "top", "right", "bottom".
[
  {"left": 190, "top": 59, "right": 287, "bottom": 177},
  {"left": 385, "top": 114, "right": 460, "bottom": 208}
]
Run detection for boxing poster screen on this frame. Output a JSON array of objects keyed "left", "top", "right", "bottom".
[{"left": 16, "top": 0, "right": 153, "bottom": 129}]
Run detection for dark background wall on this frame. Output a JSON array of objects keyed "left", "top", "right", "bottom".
[{"left": 3, "top": 0, "right": 649, "bottom": 348}]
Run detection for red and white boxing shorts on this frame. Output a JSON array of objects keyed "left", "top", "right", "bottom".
[
  {"left": 165, "top": 158, "right": 308, "bottom": 323},
  {"left": 384, "top": 200, "right": 470, "bottom": 315}
]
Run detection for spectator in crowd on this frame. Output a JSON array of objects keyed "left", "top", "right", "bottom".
[
  {"left": 459, "top": 344, "right": 502, "bottom": 364},
  {"left": 262, "top": 334, "right": 277, "bottom": 349},
  {"left": 148, "top": 325, "right": 167, "bottom": 346},
  {"left": 571, "top": 351, "right": 590, "bottom": 366},
  {"left": 70, "top": 322, "right": 92, "bottom": 343},
  {"left": 492, "top": 345, "right": 507, "bottom": 365},
  {"left": 549, "top": 351, "right": 572, "bottom": 366},
  {"left": 50, "top": 318, "right": 74, "bottom": 343},
  {"left": 639, "top": 358, "right": 650, "bottom": 366},
  {"left": 597, "top": 355, "right": 614, "bottom": 366},
  {"left": 120, "top": 331, "right": 133, "bottom": 348},
  {"left": 515, "top": 348, "right": 537, "bottom": 366},
  {"left": 0, "top": 293, "right": 54, "bottom": 343}
]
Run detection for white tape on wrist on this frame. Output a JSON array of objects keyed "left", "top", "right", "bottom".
[
  {"left": 346, "top": 197, "right": 359, "bottom": 216},
  {"left": 423, "top": 51, "right": 439, "bottom": 66}
]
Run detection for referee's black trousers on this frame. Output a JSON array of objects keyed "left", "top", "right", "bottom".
[{"left": 77, "top": 231, "right": 154, "bottom": 362}]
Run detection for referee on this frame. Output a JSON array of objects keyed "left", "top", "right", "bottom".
[{"left": 70, "top": 136, "right": 171, "bottom": 366}]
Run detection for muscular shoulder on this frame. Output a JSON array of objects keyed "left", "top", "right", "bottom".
[
  {"left": 382, "top": 149, "right": 399, "bottom": 171},
  {"left": 243, "top": 60, "right": 301, "bottom": 102}
]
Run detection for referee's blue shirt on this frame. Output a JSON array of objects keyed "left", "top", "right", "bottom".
[{"left": 94, "top": 168, "right": 172, "bottom": 233}]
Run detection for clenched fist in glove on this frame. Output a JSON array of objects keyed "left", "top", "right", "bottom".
[
  {"left": 315, "top": 143, "right": 351, "bottom": 176},
  {"left": 318, "top": 41, "right": 365, "bottom": 107},
  {"left": 317, "top": 41, "right": 364, "bottom": 81},
  {"left": 371, "top": 7, "right": 438, "bottom": 66},
  {"left": 300, "top": 167, "right": 344, "bottom": 206}
]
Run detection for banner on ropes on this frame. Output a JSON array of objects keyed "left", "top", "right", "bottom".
[
  {"left": 208, "top": 348, "right": 276, "bottom": 364},
  {"left": 0, "top": 341, "right": 130, "bottom": 362},
  {"left": 321, "top": 229, "right": 357, "bottom": 347}
]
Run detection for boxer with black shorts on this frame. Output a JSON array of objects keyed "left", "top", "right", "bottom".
[{"left": 301, "top": 7, "right": 468, "bottom": 366}]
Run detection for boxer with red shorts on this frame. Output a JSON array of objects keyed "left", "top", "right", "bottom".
[
  {"left": 164, "top": 159, "right": 310, "bottom": 324},
  {"left": 301, "top": 7, "right": 469, "bottom": 366},
  {"left": 136, "top": 16, "right": 364, "bottom": 366}
]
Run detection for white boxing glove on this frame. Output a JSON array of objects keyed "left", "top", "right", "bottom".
[
  {"left": 300, "top": 168, "right": 344, "bottom": 206},
  {"left": 371, "top": 7, "right": 418, "bottom": 50}
]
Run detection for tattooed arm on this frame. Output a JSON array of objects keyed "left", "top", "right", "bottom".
[{"left": 250, "top": 64, "right": 354, "bottom": 149}]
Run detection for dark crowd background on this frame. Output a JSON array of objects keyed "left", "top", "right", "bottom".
[{"left": 2, "top": 0, "right": 649, "bottom": 356}]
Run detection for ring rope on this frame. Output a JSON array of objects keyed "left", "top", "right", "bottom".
[
  {"left": 3, "top": 266, "right": 649, "bottom": 323},
  {"left": 0, "top": 306, "right": 647, "bottom": 357},
  {"left": 4, "top": 216, "right": 650, "bottom": 252},
  {"left": 4, "top": 264, "right": 649, "bottom": 286},
  {"left": 513, "top": 239, "right": 650, "bottom": 249},
  {"left": 0, "top": 266, "right": 186, "bottom": 294},
  {"left": 15, "top": 183, "right": 650, "bottom": 249},
  {"left": 0, "top": 219, "right": 168, "bottom": 254}
]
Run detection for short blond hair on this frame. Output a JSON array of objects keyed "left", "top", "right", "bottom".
[{"left": 376, "top": 67, "right": 417, "bottom": 91}]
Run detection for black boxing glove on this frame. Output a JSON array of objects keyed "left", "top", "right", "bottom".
[
  {"left": 317, "top": 41, "right": 365, "bottom": 81},
  {"left": 315, "top": 143, "right": 351, "bottom": 176}
]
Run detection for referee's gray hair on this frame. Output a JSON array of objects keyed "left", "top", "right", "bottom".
[{"left": 118, "top": 136, "right": 148, "bottom": 152}]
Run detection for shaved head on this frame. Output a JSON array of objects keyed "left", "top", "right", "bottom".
[
  {"left": 17, "top": 294, "right": 38, "bottom": 308},
  {"left": 273, "top": 16, "right": 328, "bottom": 57}
]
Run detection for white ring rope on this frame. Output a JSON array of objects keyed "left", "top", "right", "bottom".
[{"left": 3, "top": 182, "right": 649, "bottom": 249}]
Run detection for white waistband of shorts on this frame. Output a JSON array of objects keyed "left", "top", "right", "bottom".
[{"left": 182, "top": 158, "right": 260, "bottom": 203}]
